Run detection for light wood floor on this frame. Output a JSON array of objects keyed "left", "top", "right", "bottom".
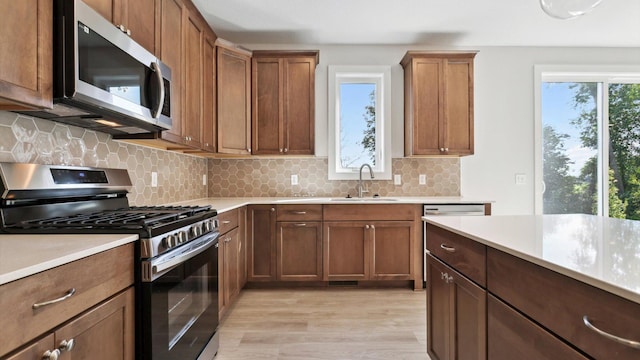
[{"left": 215, "top": 288, "right": 429, "bottom": 360}]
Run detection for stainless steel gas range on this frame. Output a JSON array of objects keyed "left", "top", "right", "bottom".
[{"left": 0, "top": 162, "right": 220, "bottom": 360}]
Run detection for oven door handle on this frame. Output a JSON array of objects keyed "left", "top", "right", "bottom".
[{"left": 151, "top": 232, "right": 219, "bottom": 275}]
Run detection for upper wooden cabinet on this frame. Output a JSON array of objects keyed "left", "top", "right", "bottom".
[
  {"left": 201, "top": 32, "right": 217, "bottom": 153},
  {"left": 252, "top": 51, "right": 319, "bottom": 156},
  {"left": 216, "top": 40, "right": 252, "bottom": 155},
  {"left": 83, "top": 0, "right": 158, "bottom": 54},
  {"left": 401, "top": 51, "right": 477, "bottom": 156},
  {"left": 182, "top": 7, "right": 207, "bottom": 149},
  {"left": 0, "top": 0, "right": 52, "bottom": 110}
]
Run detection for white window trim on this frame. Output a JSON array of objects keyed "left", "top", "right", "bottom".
[
  {"left": 533, "top": 65, "right": 640, "bottom": 215},
  {"left": 328, "top": 65, "right": 392, "bottom": 180}
]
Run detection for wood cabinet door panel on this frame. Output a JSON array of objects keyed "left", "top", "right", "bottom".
[
  {"left": 284, "top": 58, "right": 315, "bottom": 155},
  {"left": 238, "top": 206, "right": 247, "bottom": 288},
  {"left": 54, "top": 288, "right": 134, "bottom": 360},
  {"left": 247, "top": 205, "right": 276, "bottom": 281},
  {"left": 488, "top": 294, "right": 588, "bottom": 360},
  {"left": 323, "top": 222, "right": 369, "bottom": 280},
  {"left": 201, "top": 32, "right": 216, "bottom": 152},
  {"left": 83, "top": 0, "right": 115, "bottom": 22},
  {"left": 182, "top": 12, "right": 204, "bottom": 149},
  {"left": 452, "top": 266, "right": 486, "bottom": 360},
  {"left": 278, "top": 222, "right": 322, "bottom": 281},
  {"left": 413, "top": 59, "right": 442, "bottom": 155},
  {"left": 158, "top": 0, "right": 183, "bottom": 143},
  {"left": 217, "top": 47, "right": 251, "bottom": 155},
  {"left": 444, "top": 59, "right": 473, "bottom": 155},
  {"left": 3, "top": 334, "right": 54, "bottom": 360},
  {"left": 488, "top": 247, "right": 640, "bottom": 360},
  {"left": 427, "top": 254, "right": 451, "bottom": 360},
  {"left": 123, "top": 0, "right": 157, "bottom": 54},
  {"left": 0, "top": 0, "right": 52, "bottom": 109},
  {"left": 252, "top": 58, "right": 283, "bottom": 154},
  {"left": 371, "top": 221, "right": 413, "bottom": 279},
  {"left": 223, "top": 227, "right": 240, "bottom": 305}
]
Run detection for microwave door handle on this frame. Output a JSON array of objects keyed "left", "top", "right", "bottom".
[{"left": 151, "top": 61, "right": 165, "bottom": 119}]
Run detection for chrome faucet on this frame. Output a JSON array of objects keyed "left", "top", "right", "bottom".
[{"left": 358, "top": 163, "right": 375, "bottom": 198}]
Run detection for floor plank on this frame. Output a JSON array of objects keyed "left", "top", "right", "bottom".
[{"left": 216, "top": 288, "right": 429, "bottom": 360}]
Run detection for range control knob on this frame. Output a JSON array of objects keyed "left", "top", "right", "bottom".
[
  {"left": 203, "top": 220, "right": 212, "bottom": 233},
  {"left": 191, "top": 224, "right": 202, "bottom": 238},
  {"left": 162, "top": 235, "right": 174, "bottom": 249},
  {"left": 176, "top": 231, "right": 187, "bottom": 244}
]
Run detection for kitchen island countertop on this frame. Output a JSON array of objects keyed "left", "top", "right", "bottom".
[
  {"left": 423, "top": 214, "right": 640, "bottom": 304},
  {"left": 0, "top": 234, "right": 138, "bottom": 286}
]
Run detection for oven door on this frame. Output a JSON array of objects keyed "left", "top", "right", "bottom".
[{"left": 140, "top": 232, "right": 219, "bottom": 360}]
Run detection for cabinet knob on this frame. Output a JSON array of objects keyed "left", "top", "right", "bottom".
[
  {"left": 270, "top": 207, "right": 275, "bottom": 212},
  {"left": 42, "top": 349, "right": 61, "bottom": 360},
  {"left": 284, "top": 148, "right": 288, "bottom": 153},
  {"left": 58, "top": 339, "right": 75, "bottom": 352},
  {"left": 370, "top": 224, "right": 375, "bottom": 230},
  {"left": 279, "top": 148, "right": 283, "bottom": 153},
  {"left": 440, "top": 148, "right": 445, "bottom": 152},
  {"left": 365, "top": 225, "right": 370, "bottom": 229},
  {"left": 445, "top": 147, "right": 449, "bottom": 152}
]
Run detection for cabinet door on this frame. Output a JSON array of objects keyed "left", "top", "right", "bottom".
[
  {"left": 223, "top": 227, "right": 240, "bottom": 306},
  {"left": 427, "top": 254, "right": 452, "bottom": 360},
  {"left": 277, "top": 222, "right": 322, "bottom": 281},
  {"left": 121, "top": 0, "right": 157, "bottom": 55},
  {"left": 247, "top": 205, "right": 276, "bottom": 281},
  {"left": 0, "top": 0, "right": 52, "bottom": 109},
  {"left": 4, "top": 334, "right": 55, "bottom": 360},
  {"left": 201, "top": 32, "right": 216, "bottom": 153},
  {"left": 408, "top": 58, "right": 443, "bottom": 156},
  {"left": 323, "top": 221, "right": 370, "bottom": 281},
  {"left": 370, "top": 221, "right": 413, "bottom": 280},
  {"left": 252, "top": 57, "right": 283, "bottom": 155},
  {"left": 443, "top": 58, "right": 474, "bottom": 155},
  {"left": 182, "top": 9, "right": 204, "bottom": 149},
  {"left": 54, "top": 288, "right": 134, "bottom": 360},
  {"left": 158, "top": 0, "right": 184, "bottom": 145},
  {"left": 83, "top": 0, "right": 115, "bottom": 22},
  {"left": 217, "top": 47, "right": 251, "bottom": 155},
  {"left": 238, "top": 206, "right": 247, "bottom": 288},
  {"left": 451, "top": 262, "right": 486, "bottom": 360},
  {"left": 283, "top": 57, "right": 315, "bottom": 155}
]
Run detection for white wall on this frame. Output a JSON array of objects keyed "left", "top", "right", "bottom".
[{"left": 246, "top": 43, "right": 640, "bottom": 215}]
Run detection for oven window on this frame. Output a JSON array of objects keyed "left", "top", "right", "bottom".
[{"left": 167, "top": 263, "right": 211, "bottom": 350}]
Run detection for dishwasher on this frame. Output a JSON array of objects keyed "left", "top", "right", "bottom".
[{"left": 422, "top": 204, "right": 486, "bottom": 287}]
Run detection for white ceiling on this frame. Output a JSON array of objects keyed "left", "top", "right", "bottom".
[{"left": 191, "top": 0, "right": 640, "bottom": 47}]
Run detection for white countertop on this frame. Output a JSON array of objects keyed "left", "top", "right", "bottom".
[
  {"left": 0, "top": 234, "right": 138, "bottom": 286},
  {"left": 423, "top": 214, "right": 640, "bottom": 304},
  {"left": 176, "top": 196, "right": 492, "bottom": 213}
]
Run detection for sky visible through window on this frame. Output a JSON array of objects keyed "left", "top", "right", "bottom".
[
  {"left": 542, "top": 82, "right": 596, "bottom": 176},
  {"left": 339, "top": 82, "right": 376, "bottom": 168}
]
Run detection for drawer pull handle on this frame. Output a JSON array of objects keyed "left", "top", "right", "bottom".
[
  {"left": 222, "top": 220, "right": 232, "bottom": 224},
  {"left": 583, "top": 316, "right": 640, "bottom": 349},
  {"left": 42, "top": 349, "right": 61, "bottom": 360},
  {"left": 440, "top": 244, "right": 456, "bottom": 253},
  {"left": 58, "top": 339, "right": 75, "bottom": 352},
  {"left": 33, "top": 288, "right": 76, "bottom": 309},
  {"left": 292, "top": 211, "right": 307, "bottom": 214},
  {"left": 294, "top": 223, "right": 307, "bottom": 227}
]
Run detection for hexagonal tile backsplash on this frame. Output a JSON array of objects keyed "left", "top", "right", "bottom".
[
  {"left": 0, "top": 111, "right": 460, "bottom": 203},
  {"left": 0, "top": 111, "right": 208, "bottom": 206}
]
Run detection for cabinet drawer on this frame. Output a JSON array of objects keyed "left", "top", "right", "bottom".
[
  {"left": 277, "top": 204, "right": 322, "bottom": 221},
  {"left": 0, "top": 243, "right": 134, "bottom": 357},
  {"left": 426, "top": 224, "right": 486, "bottom": 286},
  {"left": 488, "top": 248, "right": 640, "bottom": 360},
  {"left": 488, "top": 294, "right": 588, "bottom": 360},
  {"left": 218, "top": 208, "right": 239, "bottom": 234}
]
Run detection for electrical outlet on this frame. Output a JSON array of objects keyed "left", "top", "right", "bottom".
[
  {"left": 515, "top": 173, "right": 526, "bottom": 185},
  {"left": 291, "top": 174, "right": 299, "bottom": 186},
  {"left": 202, "top": 174, "right": 207, "bottom": 186},
  {"left": 419, "top": 174, "right": 427, "bottom": 185},
  {"left": 394, "top": 174, "right": 402, "bottom": 185},
  {"left": 151, "top": 172, "right": 158, "bottom": 187}
]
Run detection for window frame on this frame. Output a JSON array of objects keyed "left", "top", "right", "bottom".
[
  {"left": 534, "top": 65, "right": 640, "bottom": 215},
  {"left": 328, "top": 65, "right": 392, "bottom": 180}
]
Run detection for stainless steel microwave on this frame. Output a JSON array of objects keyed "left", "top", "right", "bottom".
[{"left": 19, "top": 0, "right": 172, "bottom": 135}]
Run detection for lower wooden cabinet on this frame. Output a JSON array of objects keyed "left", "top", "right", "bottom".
[
  {"left": 426, "top": 254, "right": 486, "bottom": 360},
  {"left": 247, "top": 205, "right": 277, "bottom": 281},
  {"left": 488, "top": 294, "right": 587, "bottom": 360},
  {"left": 277, "top": 221, "right": 322, "bottom": 281},
  {"left": 6, "top": 287, "right": 134, "bottom": 360},
  {"left": 218, "top": 207, "right": 246, "bottom": 317},
  {"left": 222, "top": 227, "right": 240, "bottom": 307}
]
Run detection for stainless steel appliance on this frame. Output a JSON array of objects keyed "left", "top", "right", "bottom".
[
  {"left": 423, "top": 204, "right": 485, "bottom": 285},
  {"left": 0, "top": 163, "right": 219, "bottom": 360},
  {"left": 17, "top": 0, "right": 172, "bottom": 135}
]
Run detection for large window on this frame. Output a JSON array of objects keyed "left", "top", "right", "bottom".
[
  {"left": 328, "top": 66, "right": 391, "bottom": 180},
  {"left": 535, "top": 66, "right": 640, "bottom": 218}
]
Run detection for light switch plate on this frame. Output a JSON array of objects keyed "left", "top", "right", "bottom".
[
  {"left": 515, "top": 173, "right": 526, "bottom": 185},
  {"left": 419, "top": 174, "right": 427, "bottom": 185},
  {"left": 291, "top": 174, "right": 299, "bottom": 186},
  {"left": 394, "top": 174, "right": 402, "bottom": 185},
  {"left": 151, "top": 172, "right": 158, "bottom": 187}
]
